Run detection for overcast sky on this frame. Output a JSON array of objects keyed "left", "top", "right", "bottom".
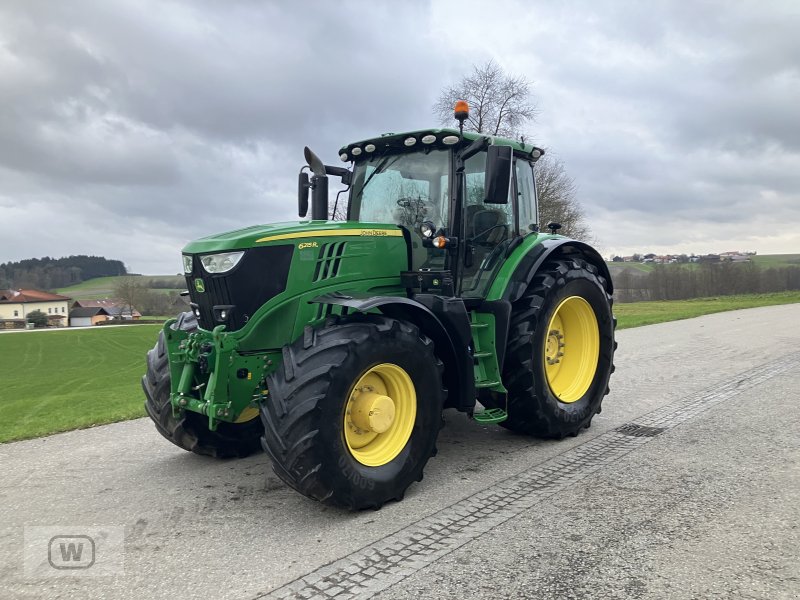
[{"left": 1, "top": 0, "right": 798, "bottom": 273}]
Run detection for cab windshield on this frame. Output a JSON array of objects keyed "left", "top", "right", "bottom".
[{"left": 348, "top": 149, "right": 450, "bottom": 235}]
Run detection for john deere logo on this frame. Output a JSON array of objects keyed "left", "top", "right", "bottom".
[{"left": 194, "top": 278, "right": 205, "bottom": 293}]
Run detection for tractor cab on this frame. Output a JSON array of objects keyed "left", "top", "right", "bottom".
[{"left": 323, "top": 125, "right": 544, "bottom": 299}]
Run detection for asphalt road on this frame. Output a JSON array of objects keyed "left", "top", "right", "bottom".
[{"left": 1, "top": 304, "right": 799, "bottom": 599}]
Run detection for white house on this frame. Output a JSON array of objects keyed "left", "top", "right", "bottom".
[{"left": 0, "top": 289, "right": 72, "bottom": 329}]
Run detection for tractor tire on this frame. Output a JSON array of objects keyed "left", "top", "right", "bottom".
[
  {"left": 261, "top": 315, "right": 445, "bottom": 510},
  {"left": 487, "top": 257, "right": 616, "bottom": 438},
  {"left": 142, "top": 311, "right": 263, "bottom": 458}
]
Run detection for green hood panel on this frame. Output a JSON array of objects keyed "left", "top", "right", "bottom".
[{"left": 182, "top": 220, "right": 403, "bottom": 254}]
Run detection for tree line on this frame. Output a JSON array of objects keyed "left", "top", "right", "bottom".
[
  {"left": 0, "top": 255, "right": 127, "bottom": 289},
  {"left": 614, "top": 262, "right": 800, "bottom": 302}
]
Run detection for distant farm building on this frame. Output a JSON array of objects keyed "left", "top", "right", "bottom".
[
  {"left": 68, "top": 306, "right": 111, "bottom": 327},
  {"left": 0, "top": 289, "right": 71, "bottom": 329},
  {"left": 71, "top": 299, "right": 142, "bottom": 321}
]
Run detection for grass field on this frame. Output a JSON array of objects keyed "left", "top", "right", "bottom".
[
  {"left": 2, "top": 291, "right": 799, "bottom": 444},
  {"left": 607, "top": 262, "right": 662, "bottom": 273},
  {"left": 750, "top": 253, "right": 800, "bottom": 267},
  {"left": 615, "top": 291, "right": 800, "bottom": 329},
  {"left": 0, "top": 325, "right": 162, "bottom": 443},
  {"left": 56, "top": 275, "right": 185, "bottom": 300}
]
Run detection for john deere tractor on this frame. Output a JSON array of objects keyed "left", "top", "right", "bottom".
[{"left": 143, "top": 103, "right": 615, "bottom": 510}]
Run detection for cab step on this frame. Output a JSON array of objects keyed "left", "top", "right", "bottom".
[
  {"left": 472, "top": 408, "right": 508, "bottom": 424},
  {"left": 475, "top": 380, "right": 501, "bottom": 389}
]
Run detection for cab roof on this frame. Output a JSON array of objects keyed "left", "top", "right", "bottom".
[{"left": 338, "top": 128, "right": 544, "bottom": 163}]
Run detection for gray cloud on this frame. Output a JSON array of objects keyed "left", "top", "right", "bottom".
[{"left": 1, "top": 0, "right": 798, "bottom": 273}]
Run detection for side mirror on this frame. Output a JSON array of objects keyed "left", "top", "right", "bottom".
[
  {"left": 484, "top": 145, "right": 513, "bottom": 204},
  {"left": 298, "top": 171, "right": 310, "bottom": 217}
]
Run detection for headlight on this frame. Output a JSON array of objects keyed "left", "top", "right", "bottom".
[
  {"left": 200, "top": 251, "right": 244, "bottom": 274},
  {"left": 420, "top": 221, "right": 436, "bottom": 239},
  {"left": 182, "top": 255, "right": 193, "bottom": 274}
]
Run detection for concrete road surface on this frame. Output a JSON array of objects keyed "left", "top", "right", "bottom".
[{"left": 1, "top": 304, "right": 799, "bottom": 599}]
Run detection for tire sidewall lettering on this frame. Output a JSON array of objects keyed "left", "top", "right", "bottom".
[{"left": 337, "top": 455, "right": 376, "bottom": 491}]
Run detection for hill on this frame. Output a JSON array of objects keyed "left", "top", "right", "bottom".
[
  {"left": 607, "top": 253, "right": 800, "bottom": 272},
  {"left": 749, "top": 253, "right": 800, "bottom": 267},
  {"left": 0, "top": 255, "right": 127, "bottom": 289},
  {"left": 56, "top": 275, "right": 186, "bottom": 300},
  {"left": 607, "top": 254, "right": 800, "bottom": 302}
]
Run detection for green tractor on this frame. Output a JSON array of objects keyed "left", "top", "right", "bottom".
[{"left": 142, "top": 103, "right": 616, "bottom": 510}]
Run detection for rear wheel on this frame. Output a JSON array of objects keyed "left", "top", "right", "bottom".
[
  {"left": 142, "top": 311, "right": 263, "bottom": 458},
  {"left": 261, "top": 315, "right": 444, "bottom": 510},
  {"left": 487, "top": 257, "right": 615, "bottom": 437}
]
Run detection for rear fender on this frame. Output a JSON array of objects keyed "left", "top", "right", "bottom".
[{"left": 494, "top": 237, "right": 613, "bottom": 303}]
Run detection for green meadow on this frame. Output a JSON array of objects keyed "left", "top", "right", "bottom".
[
  {"left": 2, "top": 290, "right": 799, "bottom": 443},
  {"left": 0, "top": 325, "right": 162, "bottom": 443}
]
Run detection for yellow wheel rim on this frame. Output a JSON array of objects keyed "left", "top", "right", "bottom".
[
  {"left": 344, "top": 363, "right": 416, "bottom": 467},
  {"left": 544, "top": 296, "right": 600, "bottom": 403}
]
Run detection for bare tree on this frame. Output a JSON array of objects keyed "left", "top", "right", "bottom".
[
  {"left": 328, "top": 193, "right": 348, "bottom": 221},
  {"left": 137, "top": 289, "right": 174, "bottom": 317},
  {"left": 535, "top": 155, "right": 590, "bottom": 240},
  {"left": 434, "top": 60, "right": 536, "bottom": 137},
  {"left": 114, "top": 277, "right": 146, "bottom": 319},
  {"left": 434, "top": 60, "right": 591, "bottom": 240}
]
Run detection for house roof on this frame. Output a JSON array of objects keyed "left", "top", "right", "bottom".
[
  {"left": 73, "top": 299, "right": 114, "bottom": 308},
  {"left": 72, "top": 299, "right": 141, "bottom": 317},
  {"left": 104, "top": 306, "right": 142, "bottom": 317},
  {"left": 69, "top": 307, "right": 110, "bottom": 318},
  {"left": 0, "top": 289, "right": 71, "bottom": 303}
]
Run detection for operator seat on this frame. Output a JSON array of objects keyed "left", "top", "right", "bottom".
[
  {"left": 466, "top": 205, "right": 508, "bottom": 244},
  {"left": 462, "top": 205, "right": 509, "bottom": 288}
]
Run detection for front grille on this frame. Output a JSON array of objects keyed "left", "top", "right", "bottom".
[{"left": 186, "top": 245, "right": 293, "bottom": 331}]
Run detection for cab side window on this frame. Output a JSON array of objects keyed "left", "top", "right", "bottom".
[
  {"left": 516, "top": 160, "right": 537, "bottom": 233},
  {"left": 461, "top": 151, "right": 514, "bottom": 297}
]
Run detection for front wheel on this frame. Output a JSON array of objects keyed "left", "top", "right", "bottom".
[
  {"left": 142, "top": 311, "right": 264, "bottom": 458},
  {"left": 487, "top": 257, "right": 616, "bottom": 438},
  {"left": 261, "top": 315, "right": 445, "bottom": 510}
]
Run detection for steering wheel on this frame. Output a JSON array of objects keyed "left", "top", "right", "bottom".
[
  {"left": 395, "top": 196, "right": 435, "bottom": 228},
  {"left": 396, "top": 197, "right": 429, "bottom": 209}
]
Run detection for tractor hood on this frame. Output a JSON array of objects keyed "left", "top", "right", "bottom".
[
  {"left": 182, "top": 220, "right": 403, "bottom": 254},
  {"left": 180, "top": 220, "right": 409, "bottom": 334}
]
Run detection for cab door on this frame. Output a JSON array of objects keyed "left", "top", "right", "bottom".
[{"left": 460, "top": 151, "right": 538, "bottom": 298}]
